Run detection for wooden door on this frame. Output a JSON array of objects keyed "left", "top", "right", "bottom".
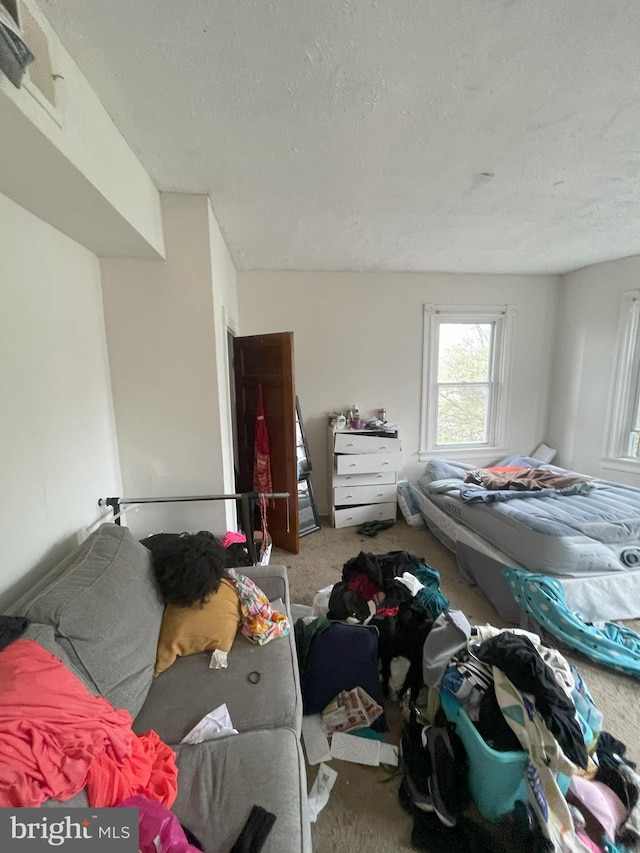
[{"left": 233, "top": 332, "right": 299, "bottom": 553}]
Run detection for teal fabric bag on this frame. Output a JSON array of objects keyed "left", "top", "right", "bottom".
[{"left": 503, "top": 567, "right": 640, "bottom": 679}]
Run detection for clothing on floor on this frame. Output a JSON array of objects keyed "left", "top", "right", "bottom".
[
  {"left": 356, "top": 520, "right": 396, "bottom": 537},
  {"left": 399, "top": 777, "right": 553, "bottom": 853},
  {"left": 342, "top": 550, "right": 424, "bottom": 593},
  {"left": 422, "top": 609, "right": 471, "bottom": 689},
  {"left": 347, "top": 573, "right": 384, "bottom": 606},
  {"left": 618, "top": 765, "right": 640, "bottom": 843},
  {"left": 411, "top": 564, "right": 451, "bottom": 618},
  {"left": 375, "top": 599, "right": 434, "bottom": 702},
  {"left": 474, "top": 631, "right": 588, "bottom": 770},
  {"left": 327, "top": 581, "right": 374, "bottom": 622},
  {"left": 396, "top": 571, "right": 425, "bottom": 597},
  {"left": 293, "top": 615, "right": 332, "bottom": 674},
  {"left": 596, "top": 732, "right": 637, "bottom": 772},
  {"left": 492, "top": 666, "right": 590, "bottom": 853},
  {"left": 441, "top": 651, "right": 494, "bottom": 723},
  {"left": 570, "top": 665, "right": 604, "bottom": 749}
]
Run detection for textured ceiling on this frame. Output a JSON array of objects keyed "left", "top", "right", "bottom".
[{"left": 39, "top": 0, "right": 640, "bottom": 274}]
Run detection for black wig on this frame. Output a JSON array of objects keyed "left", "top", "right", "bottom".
[{"left": 144, "top": 530, "right": 229, "bottom": 608}]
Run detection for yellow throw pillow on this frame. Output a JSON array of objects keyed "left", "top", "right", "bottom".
[{"left": 154, "top": 578, "right": 241, "bottom": 675}]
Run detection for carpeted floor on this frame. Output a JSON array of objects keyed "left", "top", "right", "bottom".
[{"left": 271, "top": 516, "right": 640, "bottom": 853}]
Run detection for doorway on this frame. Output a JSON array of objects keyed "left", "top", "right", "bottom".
[{"left": 229, "top": 331, "right": 299, "bottom": 554}]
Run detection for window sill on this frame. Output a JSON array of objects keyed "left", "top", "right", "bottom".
[
  {"left": 600, "top": 457, "right": 640, "bottom": 476},
  {"left": 419, "top": 447, "right": 509, "bottom": 465}
]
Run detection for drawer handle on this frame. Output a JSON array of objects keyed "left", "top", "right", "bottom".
[
  {"left": 346, "top": 442, "right": 354, "bottom": 448},
  {"left": 377, "top": 493, "right": 384, "bottom": 497},
  {"left": 345, "top": 494, "right": 353, "bottom": 499},
  {"left": 378, "top": 445, "right": 388, "bottom": 450},
  {"left": 382, "top": 461, "right": 389, "bottom": 466},
  {"left": 349, "top": 463, "right": 357, "bottom": 468}
]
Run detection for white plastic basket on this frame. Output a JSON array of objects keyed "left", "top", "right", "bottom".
[{"left": 397, "top": 480, "right": 425, "bottom": 528}]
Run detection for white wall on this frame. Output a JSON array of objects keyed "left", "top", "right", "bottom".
[
  {"left": 238, "top": 271, "right": 559, "bottom": 514},
  {"left": 0, "top": 192, "right": 121, "bottom": 608},
  {"left": 0, "top": 0, "right": 165, "bottom": 259},
  {"left": 548, "top": 256, "right": 640, "bottom": 484},
  {"left": 208, "top": 201, "right": 241, "bottom": 511},
  {"left": 101, "top": 194, "right": 239, "bottom": 537}
]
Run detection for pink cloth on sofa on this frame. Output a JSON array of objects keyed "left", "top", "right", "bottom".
[
  {"left": 220, "top": 530, "right": 247, "bottom": 547},
  {"left": 0, "top": 639, "right": 177, "bottom": 808}
]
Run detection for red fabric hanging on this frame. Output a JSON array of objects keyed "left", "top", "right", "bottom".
[
  {"left": 253, "top": 384, "right": 273, "bottom": 560},
  {"left": 253, "top": 384, "right": 273, "bottom": 496}
]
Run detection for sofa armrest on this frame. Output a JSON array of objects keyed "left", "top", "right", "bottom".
[{"left": 234, "top": 564, "right": 289, "bottom": 607}]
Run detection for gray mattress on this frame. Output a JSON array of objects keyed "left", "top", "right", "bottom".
[{"left": 409, "top": 457, "right": 640, "bottom": 621}]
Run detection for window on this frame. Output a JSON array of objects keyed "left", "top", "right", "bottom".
[
  {"left": 420, "top": 304, "right": 515, "bottom": 457},
  {"left": 604, "top": 291, "right": 640, "bottom": 464}
]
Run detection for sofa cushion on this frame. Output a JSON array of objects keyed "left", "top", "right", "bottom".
[
  {"left": 21, "top": 622, "right": 99, "bottom": 693},
  {"left": 172, "top": 729, "right": 311, "bottom": 853},
  {"left": 154, "top": 579, "right": 241, "bottom": 674},
  {"left": 134, "top": 627, "right": 302, "bottom": 743},
  {"left": 19, "top": 523, "right": 164, "bottom": 718}
]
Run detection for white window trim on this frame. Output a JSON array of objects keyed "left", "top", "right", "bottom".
[
  {"left": 419, "top": 303, "right": 516, "bottom": 461},
  {"left": 602, "top": 290, "right": 640, "bottom": 469}
]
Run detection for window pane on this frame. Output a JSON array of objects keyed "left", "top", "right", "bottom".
[
  {"left": 634, "top": 396, "right": 640, "bottom": 431},
  {"left": 437, "top": 384, "right": 488, "bottom": 444},
  {"left": 438, "top": 323, "right": 492, "bottom": 383}
]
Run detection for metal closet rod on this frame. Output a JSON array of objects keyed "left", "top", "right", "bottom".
[
  {"left": 98, "top": 491, "right": 290, "bottom": 565},
  {"left": 99, "top": 492, "right": 290, "bottom": 505}
]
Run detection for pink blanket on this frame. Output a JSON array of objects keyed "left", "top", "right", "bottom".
[{"left": 0, "top": 639, "right": 177, "bottom": 808}]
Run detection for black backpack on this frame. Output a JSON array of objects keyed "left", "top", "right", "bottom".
[{"left": 399, "top": 709, "right": 470, "bottom": 828}]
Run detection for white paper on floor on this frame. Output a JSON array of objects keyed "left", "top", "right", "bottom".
[
  {"left": 308, "top": 762, "right": 338, "bottom": 822},
  {"left": 180, "top": 703, "right": 238, "bottom": 744},
  {"left": 302, "top": 714, "right": 332, "bottom": 765},
  {"left": 330, "top": 732, "right": 399, "bottom": 767},
  {"left": 379, "top": 742, "right": 400, "bottom": 767}
]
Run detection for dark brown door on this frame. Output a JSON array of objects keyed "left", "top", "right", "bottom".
[{"left": 233, "top": 332, "right": 299, "bottom": 553}]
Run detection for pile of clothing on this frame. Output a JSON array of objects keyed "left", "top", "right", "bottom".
[
  {"left": 325, "top": 550, "right": 451, "bottom": 704},
  {"left": 412, "top": 616, "right": 640, "bottom": 853},
  {"left": 305, "top": 549, "right": 640, "bottom": 853}
]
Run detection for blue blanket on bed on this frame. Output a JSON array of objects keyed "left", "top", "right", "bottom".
[{"left": 459, "top": 482, "right": 593, "bottom": 504}]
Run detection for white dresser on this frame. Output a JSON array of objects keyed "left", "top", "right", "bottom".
[{"left": 328, "top": 427, "right": 403, "bottom": 528}]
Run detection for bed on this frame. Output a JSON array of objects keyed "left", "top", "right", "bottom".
[{"left": 409, "top": 456, "right": 640, "bottom": 623}]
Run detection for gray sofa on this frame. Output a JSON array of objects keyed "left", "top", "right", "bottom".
[{"left": 7, "top": 522, "right": 312, "bottom": 853}]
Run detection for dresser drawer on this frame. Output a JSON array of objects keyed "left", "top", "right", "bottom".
[
  {"left": 333, "top": 502, "right": 397, "bottom": 529},
  {"left": 333, "top": 432, "right": 402, "bottom": 455},
  {"left": 334, "top": 483, "right": 398, "bottom": 506},
  {"left": 333, "top": 470, "right": 397, "bottom": 487},
  {"left": 335, "top": 451, "right": 402, "bottom": 476}
]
